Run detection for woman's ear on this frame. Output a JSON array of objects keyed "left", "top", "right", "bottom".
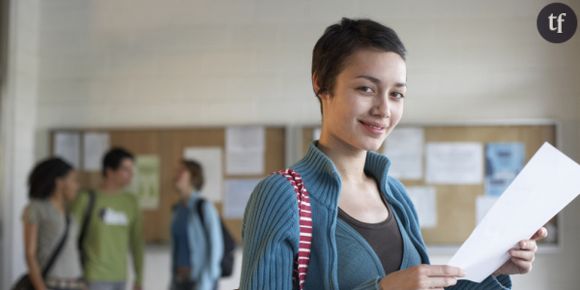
[
  {"left": 312, "top": 73, "right": 321, "bottom": 96},
  {"left": 312, "top": 73, "right": 330, "bottom": 100}
]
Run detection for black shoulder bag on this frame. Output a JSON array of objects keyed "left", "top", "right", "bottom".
[{"left": 77, "top": 190, "right": 96, "bottom": 268}]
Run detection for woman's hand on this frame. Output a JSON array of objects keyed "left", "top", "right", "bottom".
[
  {"left": 379, "top": 265, "right": 465, "bottom": 290},
  {"left": 494, "top": 227, "right": 548, "bottom": 276}
]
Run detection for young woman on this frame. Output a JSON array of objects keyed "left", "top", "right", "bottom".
[
  {"left": 239, "top": 18, "right": 547, "bottom": 290},
  {"left": 170, "top": 159, "right": 223, "bottom": 290},
  {"left": 22, "top": 157, "right": 85, "bottom": 290}
]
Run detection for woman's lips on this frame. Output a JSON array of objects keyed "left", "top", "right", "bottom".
[{"left": 359, "top": 120, "right": 387, "bottom": 135}]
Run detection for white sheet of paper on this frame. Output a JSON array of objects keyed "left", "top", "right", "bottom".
[
  {"left": 406, "top": 186, "right": 437, "bottom": 228},
  {"left": 83, "top": 132, "right": 110, "bottom": 171},
  {"left": 448, "top": 142, "right": 580, "bottom": 282},
  {"left": 475, "top": 195, "right": 499, "bottom": 225},
  {"left": 54, "top": 132, "right": 81, "bottom": 168},
  {"left": 426, "top": 142, "right": 483, "bottom": 184},
  {"left": 384, "top": 127, "right": 425, "bottom": 180},
  {"left": 226, "top": 126, "right": 265, "bottom": 175},
  {"left": 223, "top": 179, "right": 261, "bottom": 219},
  {"left": 183, "top": 147, "right": 224, "bottom": 202}
]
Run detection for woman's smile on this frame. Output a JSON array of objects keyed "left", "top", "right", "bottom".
[{"left": 358, "top": 119, "right": 388, "bottom": 136}]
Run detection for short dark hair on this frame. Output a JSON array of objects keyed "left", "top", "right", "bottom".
[
  {"left": 28, "top": 157, "right": 73, "bottom": 199},
  {"left": 102, "top": 147, "right": 134, "bottom": 177},
  {"left": 312, "top": 18, "right": 407, "bottom": 113},
  {"left": 182, "top": 159, "right": 204, "bottom": 191}
]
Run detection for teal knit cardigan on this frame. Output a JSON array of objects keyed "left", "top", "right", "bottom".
[{"left": 240, "top": 142, "right": 512, "bottom": 290}]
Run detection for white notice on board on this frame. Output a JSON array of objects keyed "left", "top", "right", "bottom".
[
  {"left": 183, "top": 147, "right": 223, "bottom": 202},
  {"left": 226, "top": 126, "right": 265, "bottom": 175},
  {"left": 448, "top": 142, "right": 580, "bottom": 282},
  {"left": 313, "top": 128, "right": 321, "bottom": 141},
  {"left": 384, "top": 127, "right": 425, "bottom": 180},
  {"left": 223, "top": 179, "right": 261, "bottom": 219},
  {"left": 406, "top": 186, "right": 437, "bottom": 228},
  {"left": 54, "top": 132, "right": 81, "bottom": 168},
  {"left": 83, "top": 132, "right": 110, "bottom": 171},
  {"left": 426, "top": 142, "right": 483, "bottom": 184}
]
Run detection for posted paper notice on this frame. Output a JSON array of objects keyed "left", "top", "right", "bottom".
[
  {"left": 226, "top": 126, "right": 265, "bottom": 175},
  {"left": 406, "top": 186, "right": 437, "bottom": 228},
  {"left": 384, "top": 127, "right": 425, "bottom": 180},
  {"left": 183, "top": 147, "right": 224, "bottom": 202},
  {"left": 426, "top": 142, "right": 483, "bottom": 184},
  {"left": 83, "top": 132, "right": 110, "bottom": 171},
  {"left": 54, "top": 132, "right": 81, "bottom": 168},
  {"left": 223, "top": 179, "right": 261, "bottom": 219}
]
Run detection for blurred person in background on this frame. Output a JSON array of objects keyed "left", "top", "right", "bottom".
[
  {"left": 170, "top": 159, "right": 223, "bottom": 290},
  {"left": 71, "top": 147, "right": 144, "bottom": 290},
  {"left": 21, "top": 157, "right": 86, "bottom": 290}
]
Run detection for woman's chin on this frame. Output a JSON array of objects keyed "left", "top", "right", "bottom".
[
  {"left": 359, "top": 141, "right": 383, "bottom": 151},
  {"left": 356, "top": 139, "right": 385, "bottom": 152}
]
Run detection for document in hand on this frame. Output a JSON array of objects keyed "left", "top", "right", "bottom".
[{"left": 448, "top": 142, "right": 580, "bottom": 282}]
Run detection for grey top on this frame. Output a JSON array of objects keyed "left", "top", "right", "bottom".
[
  {"left": 23, "top": 199, "right": 82, "bottom": 279},
  {"left": 338, "top": 194, "right": 403, "bottom": 275}
]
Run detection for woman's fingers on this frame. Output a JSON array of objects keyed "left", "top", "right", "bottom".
[
  {"left": 381, "top": 265, "right": 464, "bottom": 290},
  {"left": 415, "top": 265, "right": 463, "bottom": 288},
  {"left": 510, "top": 257, "right": 533, "bottom": 273},
  {"left": 510, "top": 249, "right": 535, "bottom": 262},
  {"left": 531, "top": 227, "right": 548, "bottom": 240},
  {"left": 422, "top": 276, "right": 458, "bottom": 288},
  {"left": 423, "top": 265, "right": 465, "bottom": 277},
  {"left": 516, "top": 240, "right": 538, "bottom": 252}
]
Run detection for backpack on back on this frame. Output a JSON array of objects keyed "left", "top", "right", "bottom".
[{"left": 196, "top": 198, "right": 237, "bottom": 277}]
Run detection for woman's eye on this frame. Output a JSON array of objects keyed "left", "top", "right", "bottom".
[
  {"left": 357, "top": 86, "right": 374, "bottom": 94},
  {"left": 391, "top": 92, "right": 405, "bottom": 99}
]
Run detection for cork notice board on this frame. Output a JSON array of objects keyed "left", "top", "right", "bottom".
[
  {"left": 51, "top": 127, "right": 286, "bottom": 244},
  {"left": 303, "top": 123, "right": 558, "bottom": 246}
]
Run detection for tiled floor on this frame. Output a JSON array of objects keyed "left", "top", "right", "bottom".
[{"left": 137, "top": 245, "right": 242, "bottom": 290}]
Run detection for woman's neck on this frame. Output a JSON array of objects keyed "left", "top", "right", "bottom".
[
  {"left": 50, "top": 193, "right": 66, "bottom": 213},
  {"left": 318, "top": 135, "right": 367, "bottom": 183}
]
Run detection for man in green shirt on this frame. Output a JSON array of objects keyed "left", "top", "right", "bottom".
[{"left": 71, "top": 147, "right": 144, "bottom": 290}]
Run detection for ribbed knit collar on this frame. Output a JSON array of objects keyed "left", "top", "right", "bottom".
[{"left": 292, "top": 141, "right": 392, "bottom": 209}]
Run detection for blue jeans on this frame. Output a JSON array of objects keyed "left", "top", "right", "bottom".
[{"left": 88, "top": 281, "right": 126, "bottom": 290}]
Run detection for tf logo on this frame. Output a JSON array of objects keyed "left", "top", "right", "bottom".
[{"left": 537, "top": 3, "right": 577, "bottom": 43}]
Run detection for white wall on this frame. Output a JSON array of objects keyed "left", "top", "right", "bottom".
[
  {"left": 0, "top": 0, "right": 40, "bottom": 288},
  {"left": 3, "top": 0, "right": 580, "bottom": 289}
]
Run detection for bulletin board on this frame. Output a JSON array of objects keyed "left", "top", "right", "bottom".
[
  {"left": 50, "top": 127, "right": 286, "bottom": 244},
  {"left": 302, "top": 122, "right": 559, "bottom": 247}
]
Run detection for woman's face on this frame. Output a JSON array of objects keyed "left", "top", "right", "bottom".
[
  {"left": 58, "top": 170, "right": 79, "bottom": 202},
  {"left": 318, "top": 48, "right": 406, "bottom": 152}
]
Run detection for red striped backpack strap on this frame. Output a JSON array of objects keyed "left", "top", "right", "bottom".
[{"left": 275, "top": 169, "right": 312, "bottom": 290}]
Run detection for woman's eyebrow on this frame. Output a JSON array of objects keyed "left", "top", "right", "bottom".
[{"left": 355, "top": 75, "right": 406, "bottom": 88}]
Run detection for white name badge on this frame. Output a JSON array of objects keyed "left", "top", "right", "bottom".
[{"left": 102, "top": 208, "right": 129, "bottom": 226}]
